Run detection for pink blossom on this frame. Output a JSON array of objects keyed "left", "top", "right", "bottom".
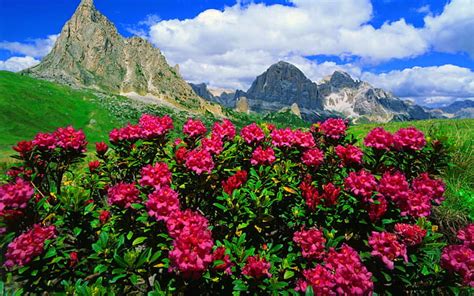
[
  {"left": 88, "top": 160, "right": 100, "bottom": 173},
  {"left": 107, "top": 183, "right": 140, "bottom": 208},
  {"left": 398, "top": 191, "right": 432, "bottom": 218},
  {"left": 368, "top": 195, "right": 388, "bottom": 222},
  {"left": 293, "top": 227, "right": 326, "bottom": 260},
  {"left": 319, "top": 118, "right": 347, "bottom": 139},
  {"left": 369, "top": 231, "right": 408, "bottom": 270},
  {"left": 441, "top": 245, "right": 474, "bottom": 287},
  {"left": 212, "top": 246, "right": 233, "bottom": 274},
  {"left": 394, "top": 223, "right": 427, "bottom": 246},
  {"left": 109, "top": 124, "right": 142, "bottom": 143},
  {"left": 54, "top": 126, "right": 87, "bottom": 152},
  {"left": 212, "top": 119, "right": 236, "bottom": 141},
  {"left": 166, "top": 209, "right": 209, "bottom": 239},
  {"left": 271, "top": 128, "right": 294, "bottom": 147},
  {"left": 293, "top": 130, "right": 316, "bottom": 149},
  {"left": 364, "top": 127, "right": 393, "bottom": 150},
  {"left": 139, "top": 162, "right": 172, "bottom": 189},
  {"left": 95, "top": 142, "right": 108, "bottom": 155},
  {"left": 412, "top": 173, "right": 445, "bottom": 205},
  {"left": 139, "top": 114, "right": 173, "bottom": 139},
  {"left": 0, "top": 178, "right": 34, "bottom": 213},
  {"left": 300, "top": 177, "right": 321, "bottom": 210},
  {"left": 321, "top": 183, "right": 340, "bottom": 206},
  {"left": 222, "top": 170, "right": 248, "bottom": 195},
  {"left": 393, "top": 127, "right": 426, "bottom": 150},
  {"left": 174, "top": 146, "right": 188, "bottom": 164},
  {"left": 335, "top": 145, "right": 363, "bottom": 166},
  {"left": 457, "top": 224, "right": 474, "bottom": 249},
  {"left": 185, "top": 149, "right": 215, "bottom": 174},
  {"left": 183, "top": 118, "right": 207, "bottom": 138},
  {"left": 301, "top": 148, "right": 324, "bottom": 167},
  {"left": 378, "top": 171, "right": 410, "bottom": 203},
  {"left": 242, "top": 256, "right": 272, "bottom": 279},
  {"left": 201, "top": 135, "right": 224, "bottom": 155},
  {"left": 295, "top": 265, "right": 336, "bottom": 294},
  {"left": 344, "top": 170, "right": 378, "bottom": 201},
  {"left": 13, "top": 140, "right": 34, "bottom": 158},
  {"left": 4, "top": 224, "right": 56, "bottom": 268},
  {"left": 250, "top": 146, "right": 275, "bottom": 166},
  {"left": 240, "top": 123, "right": 265, "bottom": 144},
  {"left": 146, "top": 186, "right": 180, "bottom": 221},
  {"left": 32, "top": 132, "right": 56, "bottom": 150}
]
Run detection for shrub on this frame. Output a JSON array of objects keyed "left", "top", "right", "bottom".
[{"left": 1, "top": 115, "right": 473, "bottom": 294}]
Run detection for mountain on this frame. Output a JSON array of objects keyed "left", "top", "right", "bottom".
[
  {"left": 195, "top": 61, "right": 432, "bottom": 123},
  {"left": 189, "top": 83, "right": 236, "bottom": 108},
  {"left": 22, "top": 0, "right": 209, "bottom": 112},
  {"left": 440, "top": 100, "right": 474, "bottom": 118}
]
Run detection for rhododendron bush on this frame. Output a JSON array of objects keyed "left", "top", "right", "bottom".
[{"left": 1, "top": 115, "right": 472, "bottom": 294}]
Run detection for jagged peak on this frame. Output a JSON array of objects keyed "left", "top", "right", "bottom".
[
  {"left": 329, "top": 70, "right": 357, "bottom": 88},
  {"left": 79, "top": 0, "right": 94, "bottom": 7}
]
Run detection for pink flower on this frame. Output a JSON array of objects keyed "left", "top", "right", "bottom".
[
  {"left": 293, "top": 130, "right": 316, "bottom": 149},
  {"left": 241, "top": 123, "right": 265, "bottom": 144},
  {"left": 295, "top": 265, "right": 335, "bottom": 294},
  {"left": 301, "top": 148, "right": 324, "bottom": 167},
  {"left": 242, "top": 256, "right": 272, "bottom": 279},
  {"left": 250, "top": 146, "right": 275, "bottom": 166},
  {"left": 222, "top": 170, "right": 248, "bottom": 195},
  {"left": 441, "top": 245, "right": 474, "bottom": 287},
  {"left": 321, "top": 183, "right": 340, "bottom": 206},
  {"left": 300, "top": 175, "right": 321, "bottom": 210},
  {"left": 107, "top": 183, "right": 140, "bottom": 208},
  {"left": 212, "top": 246, "right": 233, "bottom": 274},
  {"left": 54, "top": 126, "right": 87, "bottom": 152},
  {"left": 398, "top": 191, "right": 432, "bottom": 218},
  {"left": 166, "top": 209, "right": 209, "bottom": 238},
  {"left": 95, "top": 142, "right": 108, "bottom": 155},
  {"left": 183, "top": 118, "right": 207, "bottom": 138},
  {"left": 378, "top": 171, "right": 410, "bottom": 203},
  {"left": 335, "top": 145, "right": 363, "bottom": 166},
  {"left": 185, "top": 149, "right": 215, "bottom": 174},
  {"left": 412, "top": 173, "right": 445, "bottom": 205},
  {"left": 344, "top": 170, "right": 378, "bottom": 201},
  {"left": 293, "top": 227, "right": 326, "bottom": 260},
  {"left": 175, "top": 146, "right": 188, "bottom": 164},
  {"left": 99, "top": 210, "right": 110, "bottom": 224},
  {"left": 364, "top": 127, "right": 393, "bottom": 150},
  {"left": 139, "top": 162, "right": 172, "bottom": 189},
  {"left": 0, "top": 178, "right": 34, "bottom": 213},
  {"left": 394, "top": 223, "right": 427, "bottom": 246},
  {"left": 32, "top": 132, "right": 56, "bottom": 150},
  {"left": 368, "top": 195, "right": 388, "bottom": 222},
  {"left": 393, "top": 127, "right": 426, "bottom": 150},
  {"left": 4, "top": 224, "right": 56, "bottom": 268},
  {"left": 319, "top": 118, "right": 347, "bottom": 139},
  {"left": 201, "top": 135, "right": 224, "bottom": 155},
  {"left": 139, "top": 114, "right": 173, "bottom": 139},
  {"left": 13, "top": 140, "right": 34, "bottom": 158},
  {"left": 146, "top": 186, "right": 180, "bottom": 222},
  {"left": 88, "top": 160, "right": 100, "bottom": 173},
  {"left": 457, "top": 224, "right": 474, "bottom": 249},
  {"left": 271, "top": 128, "right": 294, "bottom": 147},
  {"left": 212, "top": 119, "right": 236, "bottom": 141},
  {"left": 368, "top": 231, "right": 408, "bottom": 270},
  {"left": 109, "top": 124, "right": 142, "bottom": 143}
]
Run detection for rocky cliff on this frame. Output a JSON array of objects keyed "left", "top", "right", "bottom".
[{"left": 22, "top": 0, "right": 205, "bottom": 111}]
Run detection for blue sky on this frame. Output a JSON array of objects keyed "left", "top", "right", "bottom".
[{"left": 1, "top": 0, "right": 474, "bottom": 106}]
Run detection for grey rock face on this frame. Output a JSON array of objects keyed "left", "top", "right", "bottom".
[
  {"left": 441, "top": 100, "right": 474, "bottom": 114},
  {"left": 22, "top": 0, "right": 200, "bottom": 107}
]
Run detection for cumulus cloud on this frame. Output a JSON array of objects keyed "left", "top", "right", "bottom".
[
  {"left": 0, "top": 56, "right": 40, "bottom": 72},
  {"left": 362, "top": 65, "right": 474, "bottom": 105},
  {"left": 0, "top": 34, "right": 58, "bottom": 58}
]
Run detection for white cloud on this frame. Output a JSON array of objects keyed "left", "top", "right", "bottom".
[
  {"left": 416, "top": 5, "right": 430, "bottom": 14},
  {"left": 362, "top": 65, "right": 474, "bottom": 105},
  {"left": 0, "top": 56, "right": 40, "bottom": 72},
  {"left": 0, "top": 34, "right": 58, "bottom": 58}
]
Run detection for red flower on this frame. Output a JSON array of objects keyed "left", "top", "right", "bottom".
[
  {"left": 95, "top": 142, "right": 108, "bottom": 155},
  {"left": 88, "top": 160, "right": 100, "bottom": 173},
  {"left": 212, "top": 246, "right": 233, "bottom": 274},
  {"left": 293, "top": 130, "right": 316, "bottom": 149},
  {"left": 99, "top": 210, "right": 110, "bottom": 224},
  {"left": 335, "top": 144, "right": 363, "bottom": 166},
  {"left": 344, "top": 170, "right": 378, "bottom": 201},
  {"left": 185, "top": 149, "right": 215, "bottom": 174},
  {"left": 32, "top": 132, "right": 56, "bottom": 150},
  {"left": 222, "top": 170, "right": 248, "bottom": 195},
  {"left": 394, "top": 223, "right": 427, "bottom": 246},
  {"left": 13, "top": 140, "right": 34, "bottom": 158},
  {"left": 4, "top": 224, "right": 56, "bottom": 268},
  {"left": 412, "top": 172, "right": 445, "bottom": 205},
  {"left": 241, "top": 123, "right": 265, "bottom": 144},
  {"left": 212, "top": 119, "right": 236, "bottom": 141},
  {"left": 139, "top": 162, "right": 172, "bottom": 189},
  {"left": 0, "top": 178, "right": 34, "bottom": 213},
  {"left": 301, "top": 148, "right": 324, "bottom": 167},
  {"left": 368, "top": 195, "right": 388, "bottom": 222},
  {"left": 271, "top": 128, "right": 294, "bottom": 147},
  {"left": 397, "top": 190, "right": 432, "bottom": 218},
  {"left": 201, "top": 135, "right": 224, "bottom": 155},
  {"left": 378, "top": 171, "right": 410, "bottom": 203},
  {"left": 250, "top": 146, "right": 275, "bottom": 166},
  {"left": 300, "top": 176, "right": 321, "bottom": 210},
  {"left": 54, "top": 126, "right": 87, "bottom": 152},
  {"left": 107, "top": 183, "right": 140, "bottom": 208},
  {"left": 457, "top": 224, "right": 474, "bottom": 249},
  {"left": 295, "top": 265, "right": 335, "bottom": 294},
  {"left": 393, "top": 127, "right": 426, "bottom": 151},
  {"left": 319, "top": 118, "right": 347, "bottom": 139},
  {"left": 183, "top": 118, "right": 207, "bottom": 138},
  {"left": 166, "top": 209, "right": 210, "bottom": 238},
  {"left": 175, "top": 146, "right": 188, "bottom": 164},
  {"left": 321, "top": 182, "right": 340, "bottom": 206},
  {"left": 441, "top": 245, "right": 474, "bottom": 287},
  {"left": 293, "top": 227, "right": 326, "bottom": 260},
  {"left": 146, "top": 186, "right": 180, "bottom": 222},
  {"left": 364, "top": 127, "right": 393, "bottom": 150},
  {"left": 242, "top": 255, "right": 271, "bottom": 279},
  {"left": 369, "top": 231, "right": 407, "bottom": 270},
  {"left": 139, "top": 114, "right": 173, "bottom": 139},
  {"left": 69, "top": 252, "right": 78, "bottom": 267},
  {"left": 109, "top": 124, "right": 142, "bottom": 143}
]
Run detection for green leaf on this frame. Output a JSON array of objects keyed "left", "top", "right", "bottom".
[
  {"left": 283, "top": 270, "right": 294, "bottom": 280},
  {"left": 44, "top": 247, "right": 57, "bottom": 259},
  {"left": 305, "top": 286, "right": 314, "bottom": 296},
  {"left": 94, "top": 264, "right": 107, "bottom": 274},
  {"left": 133, "top": 237, "right": 147, "bottom": 246}
]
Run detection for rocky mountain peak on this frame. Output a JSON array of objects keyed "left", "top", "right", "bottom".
[{"left": 329, "top": 70, "right": 358, "bottom": 89}]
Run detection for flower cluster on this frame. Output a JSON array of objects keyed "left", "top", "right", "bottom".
[
  {"left": 335, "top": 144, "right": 363, "bottom": 166},
  {"left": 250, "top": 146, "right": 275, "bottom": 166},
  {"left": 441, "top": 245, "right": 474, "bottom": 287},
  {"left": 293, "top": 130, "right": 316, "bottom": 149},
  {"left": 13, "top": 140, "right": 34, "bottom": 158},
  {"left": 295, "top": 265, "right": 335, "bottom": 294},
  {"left": 242, "top": 256, "right": 272, "bottom": 279},
  {"left": 54, "top": 126, "right": 87, "bottom": 152},
  {"left": 367, "top": 195, "right": 388, "bottom": 222},
  {"left": 139, "top": 114, "right": 173, "bottom": 139},
  {"left": 318, "top": 118, "right": 347, "bottom": 139},
  {"left": 271, "top": 128, "right": 294, "bottom": 147},
  {"left": 321, "top": 182, "right": 340, "bottom": 206},
  {"left": 95, "top": 142, "right": 108, "bottom": 155},
  {"left": 212, "top": 246, "right": 233, "bottom": 274},
  {"left": 222, "top": 170, "right": 248, "bottom": 195},
  {"left": 457, "top": 224, "right": 474, "bottom": 249},
  {"left": 107, "top": 183, "right": 140, "bottom": 208},
  {"left": 109, "top": 124, "right": 143, "bottom": 143},
  {"left": 183, "top": 118, "right": 207, "bottom": 138},
  {"left": 412, "top": 173, "right": 445, "bottom": 205},
  {"left": 393, "top": 127, "right": 426, "bottom": 151},
  {"left": 301, "top": 148, "right": 324, "bottom": 167},
  {"left": 344, "top": 170, "right": 378, "bottom": 201},
  {"left": 378, "top": 171, "right": 410, "bottom": 202},
  {"left": 139, "top": 162, "right": 172, "bottom": 189},
  {"left": 4, "top": 224, "right": 56, "bottom": 268},
  {"left": 185, "top": 149, "right": 215, "bottom": 174},
  {"left": 0, "top": 178, "right": 34, "bottom": 214},
  {"left": 241, "top": 123, "right": 265, "bottom": 144},
  {"left": 369, "top": 231, "right": 408, "bottom": 270},
  {"left": 212, "top": 119, "right": 236, "bottom": 141},
  {"left": 364, "top": 127, "right": 393, "bottom": 150},
  {"left": 201, "top": 135, "right": 224, "bottom": 155},
  {"left": 394, "top": 223, "right": 426, "bottom": 246},
  {"left": 146, "top": 186, "right": 180, "bottom": 221},
  {"left": 293, "top": 228, "right": 326, "bottom": 260},
  {"left": 300, "top": 176, "right": 321, "bottom": 210}
]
